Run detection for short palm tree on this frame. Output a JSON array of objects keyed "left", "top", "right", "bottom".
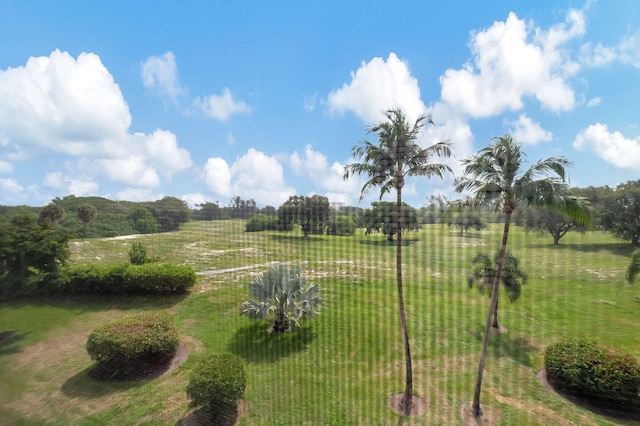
[
  {"left": 627, "top": 250, "right": 640, "bottom": 284},
  {"left": 455, "top": 134, "right": 589, "bottom": 417},
  {"left": 344, "top": 107, "right": 452, "bottom": 414},
  {"left": 239, "top": 264, "right": 322, "bottom": 333},
  {"left": 468, "top": 252, "right": 528, "bottom": 329}
]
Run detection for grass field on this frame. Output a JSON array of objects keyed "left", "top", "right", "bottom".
[{"left": 1, "top": 220, "right": 639, "bottom": 425}]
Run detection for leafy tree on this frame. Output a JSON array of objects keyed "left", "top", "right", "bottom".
[
  {"left": 468, "top": 252, "right": 527, "bottom": 329},
  {"left": 77, "top": 204, "right": 97, "bottom": 240},
  {"left": 230, "top": 196, "right": 257, "bottom": 219},
  {"left": 326, "top": 215, "right": 356, "bottom": 236},
  {"left": 146, "top": 196, "right": 189, "bottom": 232},
  {"left": 127, "top": 206, "right": 159, "bottom": 234},
  {"left": 344, "top": 108, "right": 452, "bottom": 414},
  {"left": 627, "top": 250, "right": 640, "bottom": 284},
  {"left": 600, "top": 180, "right": 640, "bottom": 246},
  {"left": 448, "top": 213, "right": 485, "bottom": 236},
  {"left": 239, "top": 264, "right": 322, "bottom": 333},
  {"left": 38, "top": 203, "right": 65, "bottom": 227},
  {"left": 194, "top": 202, "right": 229, "bottom": 220},
  {"left": 129, "top": 242, "right": 152, "bottom": 265},
  {"left": 245, "top": 214, "right": 279, "bottom": 232},
  {"left": 0, "top": 215, "right": 69, "bottom": 297},
  {"left": 455, "top": 134, "right": 589, "bottom": 417},
  {"left": 277, "top": 195, "right": 331, "bottom": 237},
  {"left": 523, "top": 205, "right": 587, "bottom": 245},
  {"left": 363, "top": 201, "right": 420, "bottom": 240}
]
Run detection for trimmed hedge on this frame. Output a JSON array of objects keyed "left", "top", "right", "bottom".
[
  {"left": 54, "top": 263, "right": 196, "bottom": 295},
  {"left": 187, "top": 353, "right": 246, "bottom": 417},
  {"left": 86, "top": 311, "right": 179, "bottom": 376},
  {"left": 544, "top": 338, "right": 640, "bottom": 406}
]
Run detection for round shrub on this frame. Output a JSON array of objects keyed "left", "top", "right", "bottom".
[
  {"left": 544, "top": 338, "right": 640, "bottom": 406},
  {"left": 86, "top": 311, "right": 179, "bottom": 377},
  {"left": 186, "top": 353, "right": 246, "bottom": 417}
]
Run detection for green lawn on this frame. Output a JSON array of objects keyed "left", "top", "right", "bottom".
[{"left": 1, "top": 220, "right": 639, "bottom": 425}]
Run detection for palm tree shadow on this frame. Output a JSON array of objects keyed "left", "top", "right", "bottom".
[
  {"left": 270, "top": 234, "right": 326, "bottom": 243},
  {"left": 527, "top": 242, "right": 635, "bottom": 257},
  {"left": 359, "top": 238, "right": 420, "bottom": 247},
  {"left": 471, "top": 326, "right": 537, "bottom": 367},
  {"left": 227, "top": 321, "right": 315, "bottom": 363},
  {"left": 0, "top": 330, "right": 31, "bottom": 355}
]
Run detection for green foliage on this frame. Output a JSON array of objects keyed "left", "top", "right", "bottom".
[
  {"left": 55, "top": 263, "right": 196, "bottom": 295},
  {"left": 468, "top": 252, "right": 527, "bottom": 302},
  {"left": 240, "top": 264, "right": 322, "bottom": 333},
  {"left": 128, "top": 242, "right": 152, "bottom": 265},
  {"left": 86, "top": 311, "right": 179, "bottom": 375},
  {"left": 229, "top": 196, "right": 258, "bottom": 219},
  {"left": 127, "top": 206, "right": 159, "bottom": 234},
  {"left": 77, "top": 204, "right": 98, "bottom": 240},
  {"left": 362, "top": 201, "right": 420, "bottom": 240},
  {"left": 245, "top": 214, "right": 279, "bottom": 232},
  {"left": 193, "top": 202, "right": 230, "bottom": 220},
  {"left": 0, "top": 215, "right": 70, "bottom": 299},
  {"left": 38, "top": 203, "right": 65, "bottom": 227},
  {"left": 601, "top": 180, "right": 640, "bottom": 246},
  {"left": 326, "top": 215, "right": 356, "bottom": 236},
  {"left": 544, "top": 338, "right": 640, "bottom": 406},
  {"left": 277, "top": 195, "right": 331, "bottom": 237},
  {"left": 145, "top": 196, "right": 189, "bottom": 232},
  {"left": 186, "top": 353, "right": 246, "bottom": 417},
  {"left": 523, "top": 205, "right": 587, "bottom": 245},
  {"left": 627, "top": 249, "right": 640, "bottom": 284}
]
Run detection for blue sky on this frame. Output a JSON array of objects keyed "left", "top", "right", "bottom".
[{"left": 1, "top": 1, "right": 639, "bottom": 208}]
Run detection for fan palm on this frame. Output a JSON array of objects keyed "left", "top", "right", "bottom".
[
  {"left": 239, "top": 264, "right": 322, "bottom": 333},
  {"left": 627, "top": 250, "right": 640, "bottom": 284},
  {"left": 455, "top": 134, "right": 590, "bottom": 417},
  {"left": 468, "top": 252, "right": 528, "bottom": 329},
  {"left": 344, "top": 107, "right": 452, "bottom": 414}
]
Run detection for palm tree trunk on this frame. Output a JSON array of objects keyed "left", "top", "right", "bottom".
[
  {"left": 492, "top": 295, "right": 500, "bottom": 329},
  {"left": 471, "top": 210, "right": 512, "bottom": 416},
  {"left": 396, "top": 186, "right": 413, "bottom": 414}
]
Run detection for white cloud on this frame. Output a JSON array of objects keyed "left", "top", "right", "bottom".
[
  {"left": 505, "top": 114, "right": 553, "bottom": 145},
  {"left": 0, "top": 178, "right": 23, "bottom": 193},
  {"left": 226, "top": 131, "right": 236, "bottom": 146},
  {"left": 116, "top": 187, "right": 163, "bottom": 202},
  {"left": 0, "top": 50, "right": 193, "bottom": 196},
  {"left": 573, "top": 123, "right": 640, "bottom": 170},
  {"left": 0, "top": 160, "right": 12, "bottom": 174},
  {"left": 304, "top": 92, "right": 318, "bottom": 111},
  {"left": 327, "top": 52, "right": 427, "bottom": 123},
  {"left": 586, "top": 97, "right": 601, "bottom": 107},
  {"left": 581, "top": 29, "right": 640, "bottom": 68},
  {"left": 203, "top": 149, "right": 295, "bottom": 206},
  {"left": 140, "top": 51, "right": 185, "bottom": 102},
  {"left": 181, "top": 192, "right": 210, "bottom": 208},
  {"left": 440, "top": 10, "right": 583, "bottom": 117},
  {"left": 193, "top": 88, "right": 252, "bottom": 121},
  {"left": 67, "top": 178, "right": 99, "bottom": 196}
]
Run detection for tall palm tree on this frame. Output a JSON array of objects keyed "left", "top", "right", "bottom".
[
  {"left": 344, "top": 108, "right": 452, "bottom": 414},
  {"left": 468, "top": 252, "right": 528, "bottom": 330},
  {"left": 455, "top": 134, "right": 590, "bottom": 417}
]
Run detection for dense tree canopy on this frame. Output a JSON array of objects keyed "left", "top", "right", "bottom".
[
  {"left": 363, "top": 201, "right": 420, "bottom": 240},
  {"left": 277, "top": 195, "right": 331, "bottom": 237},
  {"left": 145, "top": 196, "right": 189, "bottom": 232},
  {"left": 600, "top": 180, "right": 640, "bottom": 246}
]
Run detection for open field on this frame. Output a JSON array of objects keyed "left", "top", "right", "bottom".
[{"left": 1, "top": 220, "right": 639, "bottom": 425}]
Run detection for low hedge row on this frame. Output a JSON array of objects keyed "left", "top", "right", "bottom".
[
  {"left": 544, "top": 338, "right": 640, "bottom": 406},
  {"left": 53, "top": 263, "right": 196, "bottom": 295},
  {"left": 86, "top": 311, "right": 179, "bottom": 376}
]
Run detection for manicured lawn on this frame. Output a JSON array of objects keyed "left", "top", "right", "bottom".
[{"left": 1, "top": 221, "right": 638, "bottom": 424}]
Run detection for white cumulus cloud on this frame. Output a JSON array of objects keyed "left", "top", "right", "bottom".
[
  {"left": 440, "top": 10, "right": 584, "bottom": 117},
  {"left": 193, "top": 88, "right": 252, "bottom": 121},
  {"left": 327, "top": 52, "right": 427, "bottom": 124},
  {"left": 0, "top": 160, "right": 13, "bottom": 174},
  {"left": 581, "top": 29, "right": 640, "bottom": 68},
  {"left": 140, "top": 51, "right": 185, "bottom": 102},
  {"left": 573, "top": 123, "right": 640, "bottom": 170},
  {"left": 505, "top": 114, "right": 553, "bottom": 145}
]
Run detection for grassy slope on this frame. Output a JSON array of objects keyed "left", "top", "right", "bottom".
[{"left": 0, "top": 220, "right": 638, "bottom": 425}]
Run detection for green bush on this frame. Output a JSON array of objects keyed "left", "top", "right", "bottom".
[
  {"left": 128, "top": 242, "right": 151, "bottom": 265},
  {"left": 54, "top": 263, "right": 195, "bottom": 295},
  {"left": 245, "top": 214, "right": 279, "bottom": 232},
  {"left": 544, "top": 338, "right": 640, "bottom": 406},
  {"left": 186, "top": 353, "right": 246, "bottom": 417},
  {"left": 86, "top": 311, "right": 179, "bottom": 376}
]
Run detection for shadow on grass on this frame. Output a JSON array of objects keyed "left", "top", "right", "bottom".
[
  {"left": 227, "top": 321, "right": 314, "bottom": 363},
  {"left": 0, "top": 330, "right": 31, "bottom": 355},
  {"left": 471, "top": 326, "right": 537, "bottom": 367},
  {"left": 526, "top": 242, "right": 635, "bottom": 257},
  {"left": 270, "top": 234, "right": 326, "bottom": 243},
  {"left": 61, "top": 366, "right": 142, "bottom": 398},
  {"left": 359, "top": 237, "right": 420, "bottom": 247}
]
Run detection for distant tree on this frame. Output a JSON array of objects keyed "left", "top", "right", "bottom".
[
  {"left": 0, "top": 215, "right": 69, "bottom": 297},
  {"left": 327, "top": 215, "right": 356, "bottom": 236},
  {"left": 363, "top": 201, "right": 421, "bottom": 241},
  {"left": 77, "top": 204, "right": 97, "bottom": 240},
  {"left": 195, "top": 202, "right": 229, "bottom": 220},
  {"left": 239, "top": 264, "right": 322, "bottom": 333},
  {"left": 601, "top": 180, "right": 640, "bottom": 246},
  {"left": 230, "top": 196, "right": 257, "bottom": 219},
  {"left": 38, "top": 203, "right": 65, "bottom": 227},
  {"left": 245, "top": 214, "right": 279, "bottom": 232},
  {"left": 277, "top": 195, "right": 331, "bottom": 237},
  {"left": 523, "top": 206, "right": 587, "bottom": 245},
  {"left": 127, "top": 206, "right": 159, "bottom": 234},
  {"left": 627, "top": 250, "right": 640, "bottom": 284},
  {"left": 448, "top": 213, "right": 486, "bottom": 235},
  {"left": 468, "top": 252, "right": 527, "bottom": 330},
  {"left": 259, "top": 205, "right": 277, "bottom": 217},
  {"left": 147, "top": 197, "right": 189, "bottom": 232}
]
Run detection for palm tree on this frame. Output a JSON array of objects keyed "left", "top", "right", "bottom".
[
  {"left": 627, "top": 250, "right": 640, "bottom": 284},
  {"left": 77, "top": 204, "right": 97, "bottom": 241},
  {"left": 344, "top": 108, "right": 452, "bottom": 414},
  {"left": 455, "top": 134, "right": 590, "bottom": 417},
  {"left": 468, "top": 252, "right": 528, "bottom": 330},
  {"left": 239, "top": 264, "right": 322, "bottom": 333}
]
